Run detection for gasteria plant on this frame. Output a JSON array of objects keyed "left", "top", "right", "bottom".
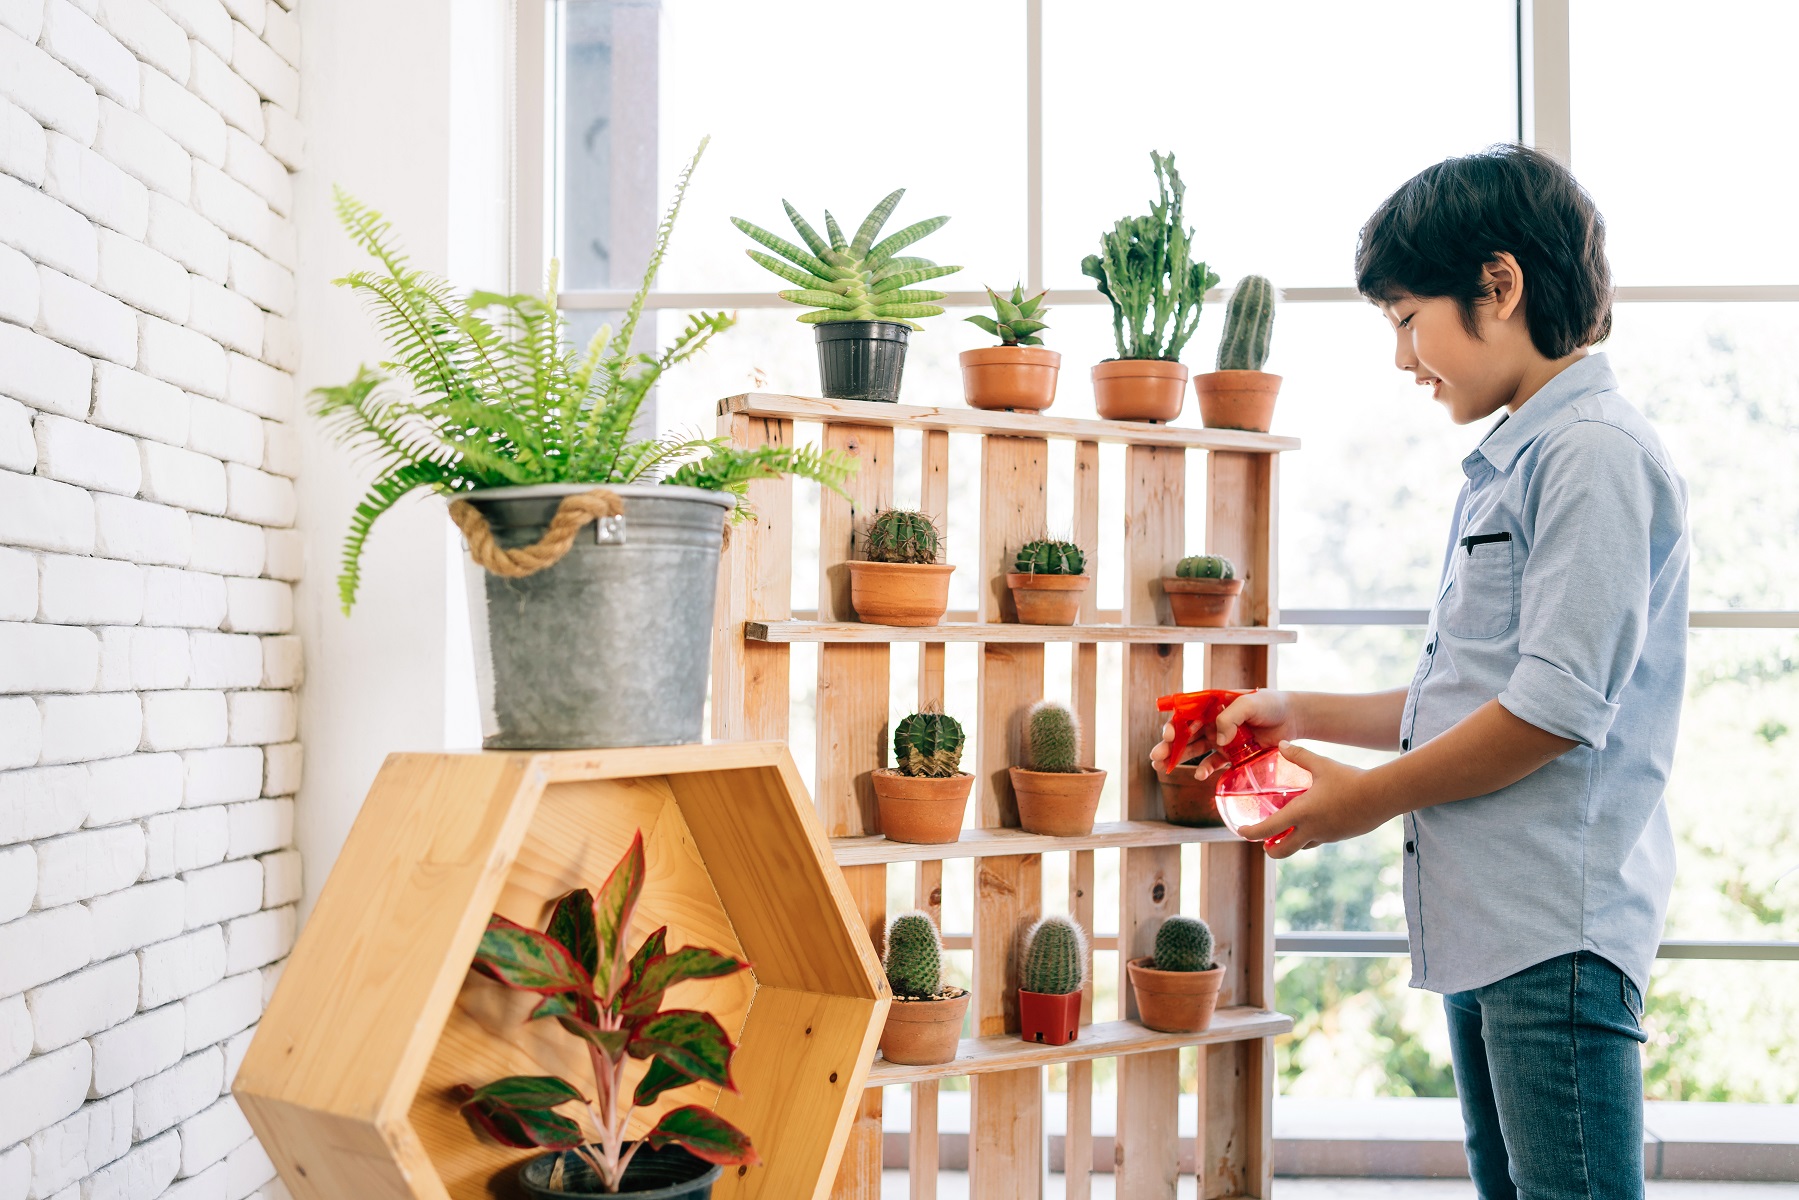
[
  {"left": 733, "top": 190, "right": 961, "bottom": 328},
  {"left": 313, "top": 137, "right": 855, "bottom": 611},
  {"left": 1013, "top": 539, "right": 1084, "bottom": 576},
  {"left": 861, "top": 510, "right": 944, "bottom": 564},
  {"left": 1080, "top": 152, "right": 1221, "bottom": 361},
  {"left": 893, "top": 711, "right": 966, "bottom": 779},
  {"left": 966, "top": 284, "right": 1051, "bottom": 346},
  {"left": 453, "top": 832, "right": 759, "bottom": 1192}
]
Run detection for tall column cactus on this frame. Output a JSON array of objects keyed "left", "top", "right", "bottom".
[
  {"left": 1021, "top": 915, "right": 1087, "bottom": 995},
  {"left": 1024, "top": 701, "right": 1082, "bottom": 773},
  {"left": 1216, "top": 275, "right": 1276, "bottom": 371},
  {"left": 885, "top": 911, "right": 945, "bottom": 999},
  {"left": 1080, "top": 152, "right": 1221, "bottom": 362}
]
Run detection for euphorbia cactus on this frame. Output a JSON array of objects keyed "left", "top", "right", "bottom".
[
  {"left": 1013, "top": 539, "right": 1084, "bottom": 576},
  {"left": 885, "top": 911, "right": 945, "bottom": 999},
  {"left": 1217, "top": 275, "right": 1276, "bottom": 371},
  {"left": 862, "top": 510, "right": 943, "bottom": 564},
  {"left": 893, "top": 711, "right": 965, "bottom": 778},
  {"left": 1024, "top": 701, "right": 1081, "bottom": 773},
  {"left": 1080, "top": 152, "right": 1221, "bottom": 361},
  {"left": 1153, "top": 915, "right": 1215, "bottom": 972},
  {"left": 1176, "top": 554, "right": 1235, "bottom": 580},
  {"left": 1022, "top": 915, "right": 1087, "bottom": 995},
  {"left": 966, "top": 284, "right": 1052, "bottom": 346}
]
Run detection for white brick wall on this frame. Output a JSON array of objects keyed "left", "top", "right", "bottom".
[{"left": 0, "top": 2, "right": 300, "bottom": 1190}]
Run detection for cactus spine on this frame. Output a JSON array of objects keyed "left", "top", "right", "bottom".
[
  {"left": 1021, "top": 915, "right": 1087, "bottom": 995},
  {"left": 884, "top": 911, "right": 944, "bottom": 999},
  {"left": 893, "top": 712, "right": 965, "bottom": 778},
  {"left": 1216, "top": 275, "right": 1276, "bottom": 371},
  {"left": 1013, "top": 540, "right": 1085, "bottom": 576},
  {"left": 1024, "top": 701, "right": 1081, "bottom": 773},
  {"left": 1176, "top": 555, "right": 1235, "bottom": 580},
  {"left": 1153, "top": 916, "right": 1214, "bottom": 972},
  {"left": 862, "top": 510, "right": 943, "bottom": 564}
]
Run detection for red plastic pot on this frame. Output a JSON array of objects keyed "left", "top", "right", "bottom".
[{"left": 1017, "top": 989, "right": 1081, "bottom": 1046}]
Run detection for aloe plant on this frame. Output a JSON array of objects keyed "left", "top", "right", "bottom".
[
  {"left": 732, "top": 190, "right": 961, "bottom": 328},
  {"left": 967, "top": 284, "right": 1051, "bottom": 346}
]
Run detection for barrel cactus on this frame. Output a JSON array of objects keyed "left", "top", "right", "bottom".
[
  {"left": 1024, "top": 701, "right": 1081, "bottom": 773},
  {"left": 1021, "top": 915, "right": 1087, "bottom": 995},
  {"left": 1216, "top": 275, "right": 1276, "bottom": 371},
  {"left": 893, "top": 711, "right": 965, "bottom": 778},
  {"left": 1153, "top": 915, "right": 1214, "bottom": 972},
  {"left": 885, "top": 911, "right": 944, "bottom": 999},
  {"left": 862, "top": 510, "right": 943, "bottom": 564},
  {"left": 1176, "top": 554, "right": 1235, "bottom": 580},
  {"left": 966, "top": 284, "right": 1051, "bottom": 347},
  {"left": 1013, "top": 539, "right": 1085, "bottom": 576}
]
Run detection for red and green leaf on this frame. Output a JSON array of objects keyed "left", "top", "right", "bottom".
[
  {"left": 463, "top": 1075, "right": 584, "bottom": 1109},
  {"left": 530, "top": 989, "right": 597, "bottom": 1024},
  {"left": 546, "top": 888, "right": 600, "bottom": 978},
  {"left": 592, "top": 833, "right": 647, "bottom": 1001},
  {"left": 624, "top": 925, "right": 668, "bottom": 1000},
  {"left": 455, "top": 1075, "right": 585, "bottom": 1150},
  {"left": 627, "top": 1009, "right": 737, "bottom": 1090},
  {"left": 473, "top": 914, "right": 590, "bottom": 995},
  {"left": 555, "top": 1013, "right": 631, "bottom": 1060},
  {"left": 632, "top": 1056, "right": 699, "bottom": 1107},
  {"left": 620, "top": 947, "right": 749, "bottom": 1021},
  {"left": 642, "top": 1106, "right": 761, "bottom": 1167}
]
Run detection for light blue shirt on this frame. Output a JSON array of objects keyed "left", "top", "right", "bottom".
[{"left": 1399, "top": 353, "right": 1689, "bottom": 995}]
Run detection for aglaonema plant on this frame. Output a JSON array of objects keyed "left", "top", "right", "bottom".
[{"left": 453, "top": 832, "right": 761, "bottom": 1192}]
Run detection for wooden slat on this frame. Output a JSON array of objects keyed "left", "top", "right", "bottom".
[
  {"left": 720, "top": 393, "right": 1301, "bottom": 453},
  {"left": 1066, "top": 437, "right": 1099, "bottom": 1200},
  {"left": 711, "top": 413, "right": 794, "bottom": 741},
  {"left": 831, "top": 820, "right": 1234, "bottom": 866},
  {"left": 746, "top": 621, "right": 1295, "bottom": 645}
]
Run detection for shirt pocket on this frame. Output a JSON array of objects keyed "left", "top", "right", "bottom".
[{"left": 1440, "top": 532, "right": 1516, "bottom": 640}]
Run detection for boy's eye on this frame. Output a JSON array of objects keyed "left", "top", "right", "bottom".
[{"left": 1399, "top": 314, "right": 1414, "bottom": 329}]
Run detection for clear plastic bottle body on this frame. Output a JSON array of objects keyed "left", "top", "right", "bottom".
[{"left": 1213, "top": 750, "right": 1312, "bottom": 842}]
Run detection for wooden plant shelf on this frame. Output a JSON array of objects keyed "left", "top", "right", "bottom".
[
  {"left": 831, "top": 819, "right": 1237, "bottom": 866},
  {"left": 746, "top": 620, "right": 1297, "bottom": 646},
  {"left": 234, "top": 742, "right": 887, "bottom": 1200},
  {"left": 866, "top": 1009, "right": 1295, "bottom": 1085}
]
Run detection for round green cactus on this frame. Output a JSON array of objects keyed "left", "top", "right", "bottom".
[
  {"left": 1021, "top": 915, "right": 1087, "bottom": 995},
  {"left": 1176, "top": 555, "right": 1235, "bottom": 580},
  {"left": 1216, "top": 275, "right": 1276, "bottom": 371},
  {"left": 862, "top": 509, "right": 943, "bottom": 565},
  {"left": 1152, "top": 915, "right": 1214, "bottom": 972},
  {"left": 884, "top": 911, "right": 943, "bottom": 999},
  {"left": 893, "top": 711, "right": 965, "bottom": 778},
  {"left": 1024, "top": 701, "right": 1081, "bottom": 773},
  {"left": 1013, "top": 539, "right": 1085, "bottom": 576}
]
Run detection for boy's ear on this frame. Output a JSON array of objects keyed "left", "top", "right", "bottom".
[{"left": 1484, "top": 252, "right": 1526, "bottom": 322}]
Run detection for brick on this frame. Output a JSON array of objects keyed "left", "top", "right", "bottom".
[
  {"left": 146, "top": 0, "right": 226, "bottom": 59},
  {"left": 141, "top": 441, "right": 228, "bottom": 513},
  {"left": 216, "top": 1024, "right": 250, "bottom": 1090},
  {"left": 191, "top": 164, "right": 272, "bottom": 254},
  {"left": 146, "top": 192, "right": 228, "bottom": 280},
  {"left": 25, "top": 953, "right": 138, "bottom": 1050},
  {"left": 0, "top": 903, "right": 91, "bottom": 997},
  {"left": 137, "top": 926, "right": 223, "bottom": 1007},
  {"left": 0, "top": 764, "right": 88, "bottom": 844},
  {"left": 0, "top": 242, "right": 35, "bottom": 326},
  {"left": 0, "top": 621, "right": 100, "bottom": 693},
  {"left": 187, "top": 45, "right": 261, "bottom": 138},
  {"left": 142, "top": 567, "right": 226, "bottom": 627},
  {"left": 0, "top": 95, "right": 47, "bottom": 191},
  {"left": 97, "top": 0, "right": 189, "bottom": 82},
  {"left": 259, "top": 0, "right": 293, "bottom": 65},
  {"left": 181, "top": 968, "right": 257, "bottom": 1050},
  {"left": 129, "top": 1043, "right": 218, "bottom": 1144},
  {"left": 35, "top": 265, "right": 136, "bottom": 365},
  {"left": 93, "top": 102, "right": 190, "bottom": 208},
  {"left": 139, "top": 315, "right": 228, "bottom": 398},
  {"left": 86, "top": 753, "right": 182, "bottom": 825},
  {"left": 26, "top": 1090, "right": 132, "bottom": 1193},
  {"left": 0, "top": 0, "right": 42, "bottom": 40},
  {"left": 0, "top": 1041, "right": 90, "bottom": 1154},
  {"left": 87, "top": 877, "right": 183, "bottom": 959},
  {"left": 188, "top": 277, "right": 262, "bottom": 357},
  {"left": 98, "top": 625, "right": 189, "bottom": 691},
  {"left": 226, "top": 359, "right": 290, "bottom": 425},
  {"left": 33, "top": 823, "right": 144, "bottom": 906},
  {"left": 187, "top": 516, "right": 262, "bottom": 577},
  {"left": 0, "top": 396, "right": 33, "bottom": 474},
  {"left": 0, "top": 995, "right": 27, "bottom": 1076},
  {"left": 89, "top": 999, "right": 183, "bottom": 1094},
  {"left": 38, "top": 691, "right": 142, "bottom": 761},
  {"left": 226, "top": 243, "right": 291, "bottom": 315},
  {"left": 0, "top": 319, "right": 93, "bottom": 418},
  {"left": 255, "top": 847, "right": 295, "bottom": 906},
  {"left": 0, "top": 844, "right": 32, "bottom": 920},
  {"left": 181, "top": 856, "right": 256, "bottom": 926},
  {"left": 187, "top": 396, "right": 262, "bottom": 466},
  {"left": 81, "top": 1125, "right": 178, "bottom": 1200},
  {"left": 256, "top": 956, "right": 278, "bottom": 1004},
  {"left": 225, "top": 691, "right": 291, "bottom": 746},
  {"left": 223, "top": 797, "right": 284, "bottom": 858},
  {"left": 181, "top": 746, "right": 258, "bottom": 806},
  {"left": 222, "top": 467, "right": 293, "bottom": 535},
  {"left": 222, "top": 905, "right": 288, "bottom": 973},
  {"left": 258, "top": 635, "right": 298, "bottom": 688},
  {"left": 257, "top": 421, "right": 294, "bottom": 480},
  {"left": 163, "top": 1160, "right": 226, "bottom": 1200},
  {"left": 256, "top": 313, "right": 294, "bottom": 373},
  {"left": 215, "top": 0, "right": 252, "bottom": 32},
  {"left": 91, "top": 363, "right": 190, "bottom": 444},
  {"left": 94, "top": 493, "right": 192, "bottom": 566},
  {"left": 44, "top": 132, "right": 149, "bottom": 240},
  {"left": 0, "top": 546, "right": 33, "bottom": 621},
  {"left": 33, "top": 417, "right": 139, "bottom": 510},
  {"left": 40, "top": 0, "right": 138, "bottom": 106},
  {"left": 260, "top": 528, "right": 299, "bottom": 582},
  {"left": 224, "top": 1135, "right": 274, "bottom": 1196},
  {"left": 38, "top": 553, "right": 143, "bottom": 624},
  {"left": 141, "top": 806, "right": 224, "bottom": 877},
  {"left": 0, "top": 699, "right": 39, "bottom": 771},
  {"left": 187, "top": 633, "right": 257, "bottom": 689},
  {"left": 177, "top": 1096, "right": 249, "bottom": 1177},
  {"left": 222, "top": 129, "right": 287, "bottom": 219},
  {"left": 141, "top": 689, "right": 227, "bottom": 751},
  {"left": 259, "top": 741, "right": 296, "bottom": 796},
  {"left": 220, "top": 577, "right": 287, "bottom": 634},
  {"left": 0, "top": 25, "right": 98, "bottom": 144},
  {"left": 138, "top": 65, "right": 226, "bottom": 167}
]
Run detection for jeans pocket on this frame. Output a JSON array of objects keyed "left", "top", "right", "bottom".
[{"left": 1621, "top": 973, "right": 1644, "bottom": 1024}]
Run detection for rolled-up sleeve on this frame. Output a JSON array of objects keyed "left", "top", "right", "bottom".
[{"left": 1497, "top": 420, "right": 1673, "bottom": 749}]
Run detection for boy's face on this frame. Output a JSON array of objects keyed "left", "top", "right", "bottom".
[{"left": 1377, "top": 293, "right": 1519, "bottom": 426}]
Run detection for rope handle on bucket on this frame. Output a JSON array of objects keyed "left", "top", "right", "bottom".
[{"left": 448, "top": 488, "right": 623, "bottom": 579}]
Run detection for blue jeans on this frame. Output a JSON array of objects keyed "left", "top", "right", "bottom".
[{"left": 1443, "top": 951, "right": 1649, "bottom": 1200}]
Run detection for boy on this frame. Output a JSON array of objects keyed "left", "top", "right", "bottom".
[{"left": 1154, "top": 144, "right": 1689, "bottom": 1200}]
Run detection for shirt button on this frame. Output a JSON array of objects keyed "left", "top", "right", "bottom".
[
  {"left": 1401, "top": 738, "right": 1410, "bottom": 751},
  {"left": 1426, "top": 640, "right": 1436, "bottom": 654},
  {"left": 1405, "top": 840, "right": 1416, "bottom": 854}
]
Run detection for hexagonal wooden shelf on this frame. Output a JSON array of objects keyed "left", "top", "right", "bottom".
[{"left": 234, "top": 742, "right": 889, "bottom": 1200}]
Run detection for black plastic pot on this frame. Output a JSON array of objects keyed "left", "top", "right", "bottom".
[
  {"left": 518, "top": 1144, "right": 722, "bottom": 1199},
  {"left": 815, "top": 320, "right": 910, "bottom": 403}
]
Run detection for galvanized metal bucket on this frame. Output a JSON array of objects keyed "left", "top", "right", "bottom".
[{"left": 458, "top": 483, "right": 733, "bottom": 749}]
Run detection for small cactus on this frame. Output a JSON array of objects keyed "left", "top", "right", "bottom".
[
  {"left": 893, "top": 711, "right": 965, "bottom": 778},
  {"left": 966, "top": 283, "right": 1052, "bottom": 347},
  {"left": 1021, "top": 915, "right": 1087, "bottom": 995},
  {"left": 1153, "top": 916, "right": 1214, "bottom": 972},
  {"left": 884, "top": 911, "right": 944, "bottom": 999},
  {"left": 862, "top": 509, "right": 943, "bottom": 565},
  {"left": 1024, "top": 701, "right": 1081, "bottom": 773},
  {"left": 1013, "top": 539, "right": 1085, "bottom": 576},
  {"left": 1176, "top": 554, "right": 1235, "bottom": 580},
  {"left": 1216, "top": 275, "right": 1276, "bottom": 371}
]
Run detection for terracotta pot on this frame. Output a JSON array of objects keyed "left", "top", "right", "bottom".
[
  {"left": 1005, "top": 572, "right": 1089, "bottom": 626},
  {"left": 879, "top": 987, "right": 969, "bottom": 1065},
  {"left": 873, "top": 770, "right": 973, "bottom": 844},
  {"left": 1018, "top": 989, "right": 1082, "bottom": 1046},
  {"left": 1008, "top": 767, "right": 1106, "bottom": 837},
  {"left": 849, "top": 561, "right": 954, "bottom": 626},
  {"left": 1161, "top": 576, "right": 1244, "bottom": 627},
  {"left": 1156, "top": 762, "right": 1224, "bottom": 828},
  {"left": 1127, "top": 957, "right": 1226, "bottom": 1033},
  {"left": 1193, "top": 369, "right": 1283, "bottom": 432},
  {"left": 1092, "top": 359, "right": 1188, "bottom": 422},
  {"left": 961, "top": 346, "right": 1061, "bottom": 412}
]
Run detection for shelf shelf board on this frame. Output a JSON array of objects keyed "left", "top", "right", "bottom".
[
  {"left": 746, "top": 621, "right": 1297, "bottom": 646},
  {"left": 866, "top": 1009, "right": 1295, "bottom": 1085},
  {"left": 832, "top": 819, "right": 1237, "bottom": 866},
  {"left": 719, "top": 393, "right": 1301, "bottom": 453}
]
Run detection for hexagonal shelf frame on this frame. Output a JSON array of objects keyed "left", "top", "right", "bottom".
[{"left": 234, "top": 741, "right": 889, "bottom": 1200}]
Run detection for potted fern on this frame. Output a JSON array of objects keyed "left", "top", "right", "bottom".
[
  {"left": 877, "top": 912, "right": 968, "bottom": 1066},
  {"left": 313, "top": 140, "right": 853, "bottom": 750},
  {"left": 733, "top": 190, "right": 960, "bottom": 403},
  {"left": 873, "top": 711, "right": 973, "bottom": 844},
  {"left": 1127, "top": 915, "right": 1226, "bottom": 1034},
  {"left": 1005, "top": 539, "right": 1089, "bottom": 626},
  {"left": 961, "top": 285, "right": 1059, "bottom": 411},
  {"left": 848, "top": 510, "right": 954, "bottom": 626},
  {"left": 1081, "top": 153, "right": 1221, "bottom": 422},
  {"left": 1008, "top": 702, "right": 1106, "bottom": 837},
  {"left": 1017, "top": 915, "right": 1086, "bottom": 1046},
  {"left": 1194, "top": 275, "right": 1282, "bottom": 432}
]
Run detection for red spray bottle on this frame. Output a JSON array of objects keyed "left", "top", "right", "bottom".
[{"left": 1156, "top": 689, "right": 1309, "bottom": 844}]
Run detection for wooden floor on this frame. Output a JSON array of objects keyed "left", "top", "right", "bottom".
[{"left": 881, "top": 1175, "right": 1799, "bottom": 1200}]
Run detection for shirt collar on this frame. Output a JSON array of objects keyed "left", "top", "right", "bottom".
[{"left": 1464, "top": 353, "right": 1618, "bottom": 479}]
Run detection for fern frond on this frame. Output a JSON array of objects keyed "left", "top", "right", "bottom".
[{"left": 336, "top": 459, "right": 457, "bottom": 613}]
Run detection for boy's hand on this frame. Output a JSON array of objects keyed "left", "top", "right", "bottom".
[
  {"left": 1149, "top": 690, "right": 1302, "bottom": 777},
  {"left": 1238, "top": 743, "right": 1386, "bottom": 858}
]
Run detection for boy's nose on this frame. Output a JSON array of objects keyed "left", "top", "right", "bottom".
[{"left": 1394, "top": 334, "right": 1418, "bottom": 373}]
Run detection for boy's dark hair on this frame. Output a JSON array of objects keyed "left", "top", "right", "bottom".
[{"left": 1355, "top": 144, "right": 1612, "bottom": 358}]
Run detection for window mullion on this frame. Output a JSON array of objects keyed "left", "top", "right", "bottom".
[{"left": 1520, "top": 0, "right": 1573, "bottom": 163}]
